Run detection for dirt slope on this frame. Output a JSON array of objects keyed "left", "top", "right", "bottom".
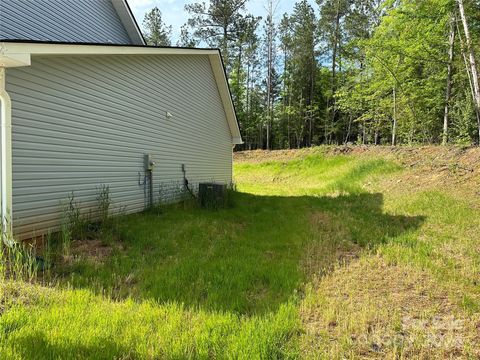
[{"left": 235, "top": 146, "right": 480, "bottom": 201}]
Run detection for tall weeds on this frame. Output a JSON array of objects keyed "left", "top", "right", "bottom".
[
  {"left": 96, "top": 184, "right": 111, "bottom": 227},
  {"left": 1, "top": 236, "right": 39, "bottom": 282}
]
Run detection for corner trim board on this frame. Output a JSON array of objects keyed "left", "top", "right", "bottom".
[{"left": 0, "top": 67, "right": 13, "bottom": 236}]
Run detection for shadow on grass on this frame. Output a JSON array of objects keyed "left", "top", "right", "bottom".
[
  {"left": 57, "top": 191, "right": 425, "bottom": 315},
  {"left": 8, "top": 332, "right": 135, "bottom": 360}
]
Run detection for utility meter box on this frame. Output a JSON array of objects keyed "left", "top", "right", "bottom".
[{"left": 144, "top": 154, "right": 155, "bottom": 171}]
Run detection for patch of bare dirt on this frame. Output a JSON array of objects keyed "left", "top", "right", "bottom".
[
  {"left": 368, "top": 147, "right": 480, "bottom": 205},
  {"left": 235, "top": 145, "right": 480, "bottom": 176},
  {"left": 234, "top": 147, "right": 323, "bottom": 163},
  {"left": 300, "top": 256, "right": 480, "bottom": 358},
  {"left": 65, "top": 239, "right": 123, "bottom": 265}
]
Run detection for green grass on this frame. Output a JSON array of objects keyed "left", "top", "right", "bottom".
[
  {"left": 234, "top": 155, "right": 399, "bottom": 196},
  {"left": 0, "top": 282, "right": 298, "bottom": 359},
  {"left": 56, "top": 155, "right": 404, "bottom": 315},
  {"left": 1, "top": 149, "right": 479, "bottom": 358}
]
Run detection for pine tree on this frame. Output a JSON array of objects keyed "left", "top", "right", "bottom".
[
  {"left": 184, "top": 0, "right": 248, "bottom": 73},
  {"left": 143, "top": 7, "right": 172, "bottom": 46},
  {"left": 289, "top": 0, "right": 317, "bottom": 147}
]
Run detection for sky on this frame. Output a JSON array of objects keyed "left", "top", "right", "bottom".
[{"left": 128, "top": 0, "right": 316, "bottom": 42}]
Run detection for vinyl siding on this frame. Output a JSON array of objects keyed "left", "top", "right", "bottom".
[
  {"left": 6, "top": 54, "right": 233, "bottom": 238},
  {"left": 0, "top": 0, "right": 132, "bottom": 44}
]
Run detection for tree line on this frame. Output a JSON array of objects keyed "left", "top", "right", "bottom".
[{"left": 142, "top": 0, "right": 480, "bottom": 149}]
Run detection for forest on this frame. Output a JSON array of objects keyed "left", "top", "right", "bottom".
[{"left": 141, "top": 0, "right": 480, "bottom": 149}]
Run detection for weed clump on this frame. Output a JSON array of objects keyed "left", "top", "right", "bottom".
[
  {"left": 52, "top": 186, "right": 126, "bottom": 267},
  {"left": 1, "top": 235, "right": 39, "bottom": 282},
  {"left": 96, "top": 184, "right": 111, "bottom": 227}
]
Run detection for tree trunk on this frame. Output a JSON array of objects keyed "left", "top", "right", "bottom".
[
  {"left": 287, "top": 82, "right": 292, "bottom": 149},
  {"left": 457, "top": 0, "right": 480, "bottom": 142},
  {"left": 392, "top": 86, "right": 397, "bottom": 146},
  {"left": 456, "top": 15, "right": 480, "bottom": 139},
  {"left": 324, "top": 98, "right": 330, "bottom": 143},
  {"left": 329, "top": 0, "right": 341, "bottom": 143},
  {"left": 443, "top": 15, "right": 455, "bottom": 145},
  {"left": 246, "top": 59, "right": 251, "bottom": 147},
  {"left": 308, "top": 44, "right": 315, "bottom": 146},
  {"left": 282, "top": 44, "right": 290, "bottom": 149},
  {"left": 344, "top": 115, "right": 352, "bottom": 145},
  {"left": 236, "top": 44, "right": 243, "bottom": 88},
  {"left": 308, "top": 110, "right": 312, "bottom": 146},
  {"left": 266, "top": 121, "right": 270, "bottom": 150},
  {"left": 265, "top": 0, "right": 274, "bottom": 150},
  {"left": 222, "top": 19, "right": 229, "bottom": 73}
]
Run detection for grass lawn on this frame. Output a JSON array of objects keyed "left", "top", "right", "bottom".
[{"left": 1, "top": 147, "right": 479, "bottom": 358}]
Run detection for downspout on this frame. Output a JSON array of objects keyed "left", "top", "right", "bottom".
[{"left": 0, "top": 67, "right": 12, "bottom": 238}]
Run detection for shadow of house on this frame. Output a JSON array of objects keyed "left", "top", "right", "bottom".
[
  {"left": 58, "top": 191, "right": 425, "bottom": 315},
  {"left": 8, "top": 332, "right": 136, "bottom": 360}
]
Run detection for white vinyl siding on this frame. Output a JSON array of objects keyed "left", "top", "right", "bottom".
[
  {"left": 6, "top": 54, "right": 233, "bottom": 238},
  {"left": 0, "top": 0, "right": 132, "bottom": 44}
]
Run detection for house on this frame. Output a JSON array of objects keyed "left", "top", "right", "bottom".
[{"left": 0, "top": 0, "right": 242, "bottom": 239}]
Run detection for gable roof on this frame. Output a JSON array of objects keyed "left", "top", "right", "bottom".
[
  {"left": 0, "top": 0, "right": 145, "bottom": 45},
  {"left": 0, "top": 40, "right": 242, "bottom": 144},
  {"left": 111, "top": 0, "right": 146, "bottom": 45}
]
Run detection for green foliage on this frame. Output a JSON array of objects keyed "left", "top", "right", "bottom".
[
  {"left": 179, "top": 0, "right": 480, "bottom": 147},
  {"left": 340, "top": 0, "right": 453, "bottom": 144},
  {"left": 59, "top": 187, "right": 123, "bottom": 247},
  {"left": 451, "top": 89, "right": 478, "bottom": 144},
  {"left": 184, "top": 0, "right": 248, "bottom": 73},
  {"left": 42, "top": 232, "right": 53, "bottom": 278},
  {"left": 142, "top": 7, "right": 172, "bottom": 46},
  {"left": 56, "top": 153, "right": 407, "bottom": 315}
]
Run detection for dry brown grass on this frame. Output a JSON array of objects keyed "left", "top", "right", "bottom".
[
  {"left": 300, "top": 256, "right": 480, "bottom": 359},
  {"left": 57, "top": 239, "right": 125, "bottom": 266},
  {"left": 301, "top": 211, "right": 361, "bottom": 280},
  {"left": 0, "top": 280, "right": 53, "bottom": 316},
  {"left": 70, "top": 239, "right": 122, "bottom": 264}
]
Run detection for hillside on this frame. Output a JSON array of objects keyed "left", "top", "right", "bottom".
[
  {"left": 235, "top": 146, "right": 480, "bottom": 357},
  {"left": 235, "top": 145, "right": 480, "bottom": 201}
]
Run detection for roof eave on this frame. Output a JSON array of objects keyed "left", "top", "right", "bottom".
[
  {"left": 111, "top": 0, "right": 146, "bottom": 45},
  {"left": 0, "top": 41, "right": 242, "bottom": 145},
  {"left": 207, "top": 52, "right": 242, "bottom": 145}
]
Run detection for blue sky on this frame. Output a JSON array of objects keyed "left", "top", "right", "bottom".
[{"left": 128, "top": 0, "right": 316, "bottom": 42}]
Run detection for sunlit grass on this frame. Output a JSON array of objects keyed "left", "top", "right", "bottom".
[
  {"left": 235, "top": 154, "right": 400, "bottom": 196},
  {"left": 0, "top": 283, "right": 299, "bottom": 359},
  {"left": 1, "top": 148, "right": 479, "bottom": 358}
]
